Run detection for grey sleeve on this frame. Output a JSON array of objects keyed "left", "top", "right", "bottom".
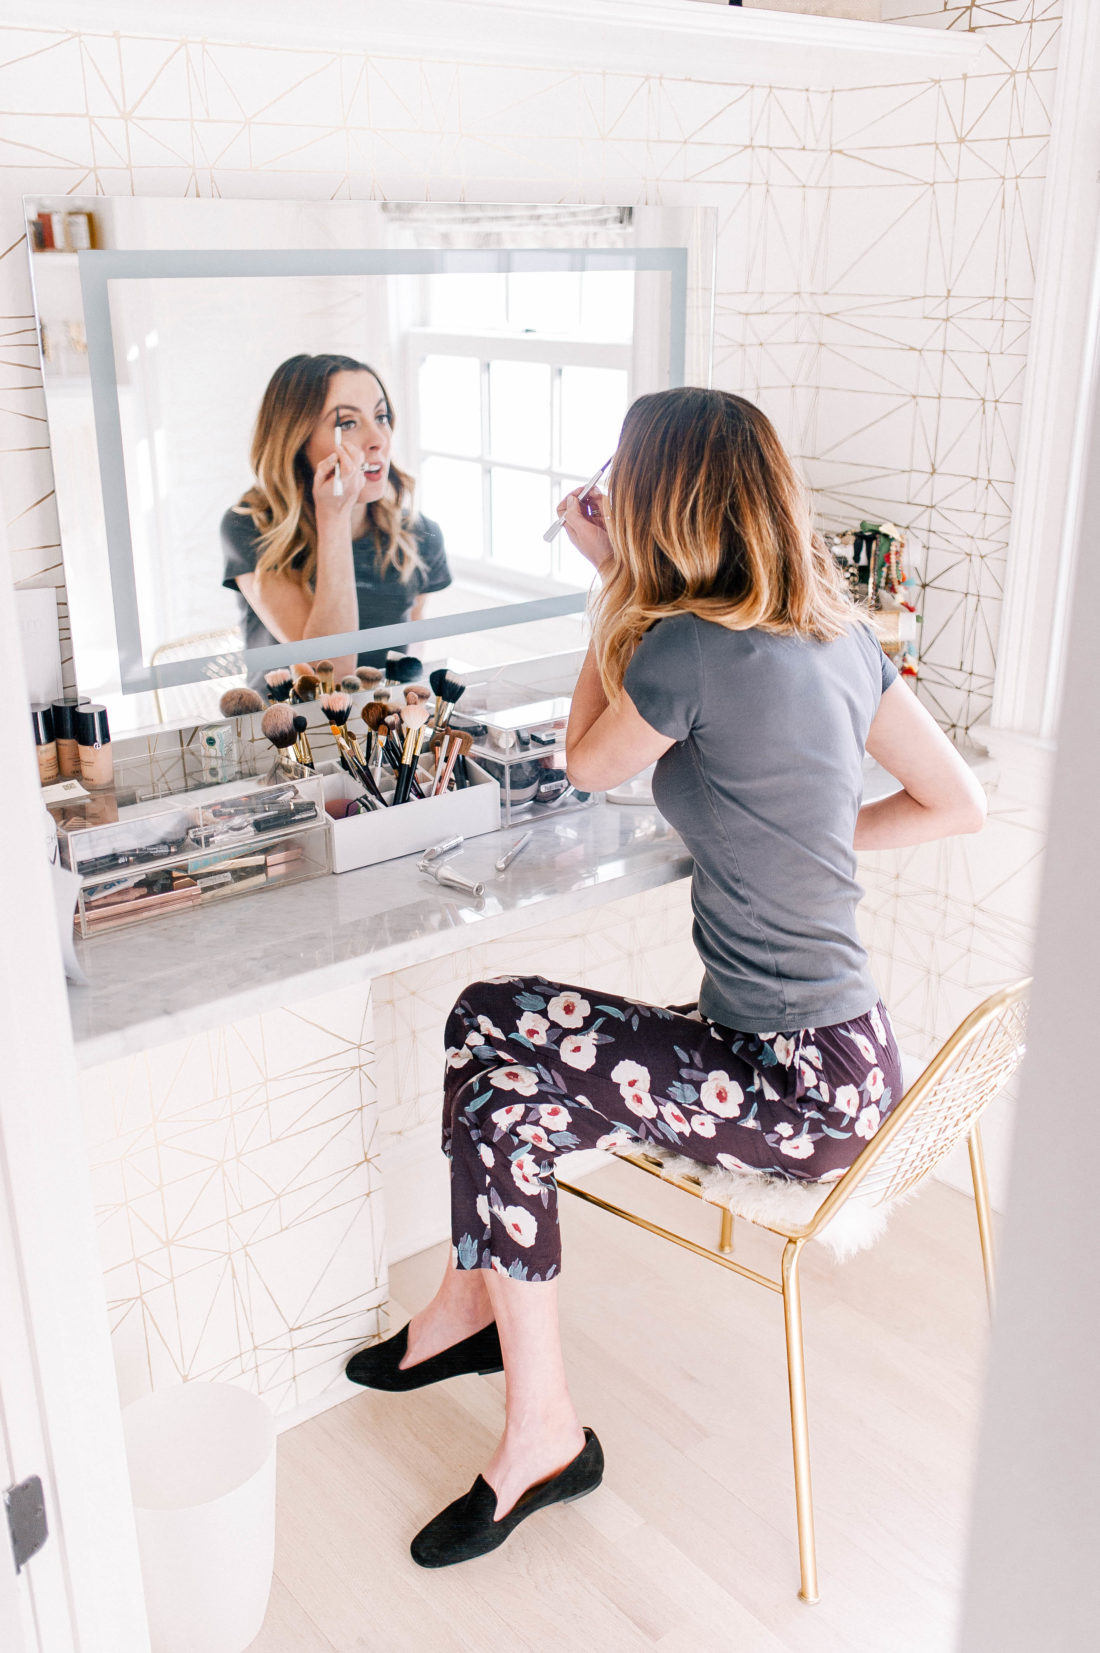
[
  {"left": 416, "top": 516, "right": 452, "bottom": 593},
  {"left": 622, "top": 616, "right": 702, "bottom": 741},
  {"left": 879, "top": 643, "right": 899, "bottom": 693},
  {"left": 221, "top": 506, "right": 261, "bottom": 591}
]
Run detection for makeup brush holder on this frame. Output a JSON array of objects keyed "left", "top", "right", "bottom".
[{"left": 322, "top": 759, "right": 500, "bottom": 873}]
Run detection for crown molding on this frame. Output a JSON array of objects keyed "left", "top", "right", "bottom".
[{"left": 2, "top": 0, "right": 988, "bottom": 88}]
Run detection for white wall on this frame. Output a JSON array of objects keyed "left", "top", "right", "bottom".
[{"left": 0, "top": 3, "right": 1062, "bottom": 1190}]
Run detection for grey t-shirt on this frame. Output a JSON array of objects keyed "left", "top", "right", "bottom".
[
  {"left": 221, "top": 508, "right": 451, "bottom": 677},
  {"left": 623, "top": 613, "right": 898, "bottom": 1033}
]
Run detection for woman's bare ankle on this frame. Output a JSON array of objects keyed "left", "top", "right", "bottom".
[{"left": 400, "top": 1292, "right": 493, "bottom": 1368}]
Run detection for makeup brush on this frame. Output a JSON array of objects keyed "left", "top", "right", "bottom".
[
  {"left": 260, "top": 704, "right": 306, "bottom": 781},
  {"left": 314, "top": 660, "right": 335, "bottom": 695},
  {"left": 292, "top": 671, "right": 320, "bottom": 702},
  {"left": 291, "top": 711, "right": 314, "bottom": 770},
  {"left": 332, "top": 420, "right": 344, "bottom": 497},
  {"left": 264, "top": 668, "right": 293, "bottom": 702},
  {"left": 430, "top": 671, "right": 467, "bottom": 732},
  {"left": 219, "top": 687, "right": 263, "bottom": 718},
  {"left": 384, "top": 652, "right": 423, "bottom": 700},
  {"left": 404, "top": 684, "right": 432, "bottom": 706},
  {"left": 393, "top": 704, "right": 430, "bottom": 805},
  {"left": 433, "top": 728, "right": 473, "bottom": 795},
  {"left": 355, "top": 666, "right": 384, "bottom": 689},
  {"left": 321, "top": 694, "right": 385, "bottom": 808},
  {"left": 340, "top": 675, "right": 362, "bottom": 695}
]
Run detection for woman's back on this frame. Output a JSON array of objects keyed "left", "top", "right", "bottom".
[{"left": 624, "top": 612, "right": 894, "bottom": 1034}]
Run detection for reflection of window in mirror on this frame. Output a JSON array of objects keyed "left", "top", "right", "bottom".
[{"left": 407, "top": 270, "right": 634, "bottom": 598}]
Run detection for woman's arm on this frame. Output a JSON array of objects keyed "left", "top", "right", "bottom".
[
  {"left": 233, "top": 439, "right": 368, "bottom": 680},
  {"left": 565, "top": 645, "right": 674, "bottom": 791},
  {"left": 856, "top": 680, "right": 987, "bottom": 850},
  {"left": 558, "top": 487, "right": 673, "bottom": 789}
]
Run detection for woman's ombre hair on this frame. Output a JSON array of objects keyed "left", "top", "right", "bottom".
[
  {"left": 593, "top": 387, "right": 854, "bottom": 698},
  {"left": 234, "top": 353, "right": 420, "bottom": 589}
]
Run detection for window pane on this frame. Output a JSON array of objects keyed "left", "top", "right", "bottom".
[
  {"left": 559, "top": 366, "right": 629, "bottom": 475},
  {"left": 488, "top": 360, "right": 550, "bottom": 467},
  {"left": 425, "top": 274, "right": 507, "bottom": 331},
  {"left": 418, "top": 355, "right": 482, "bottom": 458},
  {"left": 506, "top": 272, "right": 582, "bottom": 335},
  {"left": 419, "top": 457, "right": 483, "bottom": 562},
  {"left": 579, "top": 271, "right": 635, "bottom": 341},
  {"left": 490, "top": 467, "right": 552, "bottom": 577}
]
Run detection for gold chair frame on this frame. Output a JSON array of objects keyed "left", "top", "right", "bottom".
[{"left": 557, "top": 979, "right": 1030, "bottom": 1604}]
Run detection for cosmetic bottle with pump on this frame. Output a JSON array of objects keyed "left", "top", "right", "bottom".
[
  {"left": 75, "top": 703, "right": 113, "bottom": 790},
  {"left": 51, "top": 695, "right": 89, "bottom": 778},
  {"left": 31, "top": 704, "right": 59, "bottom": 784}
]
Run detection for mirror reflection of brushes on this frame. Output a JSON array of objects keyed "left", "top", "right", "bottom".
[
  {"left": 219, "top": 687, "right": 263, "bottom": 718},
  {"left": 355, "top": 665, "right": 384, "bottom": 690},
  {"left": 314, "top": 659, "right": 335, "bottom": 695},
  {"left": 264, "top": 668, "right": 293, "bottom": 702},
  {"left": 340, "top": 675, "right": 362, "bottom": 694},
  {"left": 384, "top": 652, "right": 423, "bottom": 704},
  {"left": 292, "top": 672, "right": 320, "bottom": 702}
]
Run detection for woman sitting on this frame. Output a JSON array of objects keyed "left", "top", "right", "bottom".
[
  {"left": 346, "top": 387, "right": 986, "bottom": 1568},
  {"left": 222, "top": 352, "right": 451, "bottom": 685}
]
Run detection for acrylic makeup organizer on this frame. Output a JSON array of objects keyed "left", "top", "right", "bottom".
[
  {"left": 51, "top": 760, "right": 331, "bottom": 938},
  {"left": 446, "top": 651, "right": 601, "bottom": 828}
]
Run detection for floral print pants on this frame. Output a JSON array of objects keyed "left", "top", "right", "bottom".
[{"left": 442, "top": 975, "right": 902, "bottom": 1282}]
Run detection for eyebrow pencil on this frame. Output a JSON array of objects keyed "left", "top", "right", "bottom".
[{"left": 543, "top": 457, "right": 612, "bottom": 543}]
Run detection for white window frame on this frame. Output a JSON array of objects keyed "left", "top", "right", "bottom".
[{"left": 402, "top": 328, "right": 633, "bottom": 595}]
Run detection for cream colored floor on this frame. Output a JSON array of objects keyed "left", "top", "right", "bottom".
[{"left": 249, "top": 1164, "right": 988, "bottom": 1653}]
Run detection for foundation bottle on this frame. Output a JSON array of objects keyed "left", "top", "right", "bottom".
[
  {"left": 75, "top": 703, "right": 113, "bottom": 790},
  {"left": 51, "top": 695, "right": 89, "bottom": 778},
  {"left": 31, "top": 704, "right": 59, "bottom": 784}
]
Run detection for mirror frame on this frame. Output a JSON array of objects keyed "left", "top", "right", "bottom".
[{"left": 76, "top": 244, "right": 689, "bottom": 697}]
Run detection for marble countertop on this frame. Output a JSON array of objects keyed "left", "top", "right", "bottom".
[
  {"left": 66, "top": 755, "right": 924, "bottom": 1067},
  {"left": 67, "top": 800, "right": 693, "bottom": 1066}
]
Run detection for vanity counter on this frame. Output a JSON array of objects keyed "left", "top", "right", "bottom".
[{"left": 67, "top": 801, "right": 693, "bottom": 1066}]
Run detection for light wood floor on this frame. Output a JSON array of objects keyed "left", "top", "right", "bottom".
[{"left": 249, "top": 1165, "right": 990, "bottom": 1653}]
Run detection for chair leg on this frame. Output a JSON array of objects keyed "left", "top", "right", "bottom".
[
  {"left": 968, "top": 1124, "right": 996, "bottom": 1318},
  {"left": 780, "top": 1238, "right": 819, "bottom": 1605},
  {"left": 718, "top": 1208, "right": 734, "bottom": 1254}
]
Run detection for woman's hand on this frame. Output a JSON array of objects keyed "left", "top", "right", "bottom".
[
  {"left": 313, "top": 435, "right": 369, "bottom": 528},
  {"left": 557, "top": 485, "right": 613, "bottom": 573}
]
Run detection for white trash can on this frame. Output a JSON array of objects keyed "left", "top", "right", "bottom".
[{"left": 122, "top": 1382, "right": 277, "bottom": 1653}]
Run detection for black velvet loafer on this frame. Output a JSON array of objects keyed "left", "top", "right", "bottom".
[
  {"left": 344, "top": 1321, "right": 503, "bottom": 1391},
  {"left": 410, "top": 1427, "right": 604, "bottom": 1567}
]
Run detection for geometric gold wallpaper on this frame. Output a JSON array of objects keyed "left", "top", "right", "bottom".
[
  {"left": 1, "top": 1, "right": 1062, "bottom": 743},
  {"left": 5, "top": 0, "right": 1060, "bottom": 1416},
  {"left": 79, "top": 983, "right": 385, "bottom": 1417}
]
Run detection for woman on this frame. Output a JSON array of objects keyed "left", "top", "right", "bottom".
[
  {"left": 221, "top": 353, "right": 451, "bottom": 682},
  {"left": 346, "top": 389, "right": 986, "bottom": 1567}
]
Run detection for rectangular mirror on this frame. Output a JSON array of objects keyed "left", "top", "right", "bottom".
[{"left": 27, "top": 198, "right": 715, "bottom": 732}]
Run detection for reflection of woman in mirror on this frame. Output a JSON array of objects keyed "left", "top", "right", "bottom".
[{"left": 221, "top": 354, "right": 451, "bottom": 680}]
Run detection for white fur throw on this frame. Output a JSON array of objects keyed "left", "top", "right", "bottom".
[{"left": 633, "top": 1149, "right": 901, "bottom": 1263}]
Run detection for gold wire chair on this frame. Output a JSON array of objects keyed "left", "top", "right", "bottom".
[{"left": 557, "top": 979, "right": 1030, "bottom": 1605}]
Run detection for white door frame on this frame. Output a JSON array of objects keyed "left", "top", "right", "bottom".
[
  {"left": 991, "top": 0, "right": 1100, "bottom": 738},
  {"left": 0, "top": 528, "right": 150, "bottom": 1650}
]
